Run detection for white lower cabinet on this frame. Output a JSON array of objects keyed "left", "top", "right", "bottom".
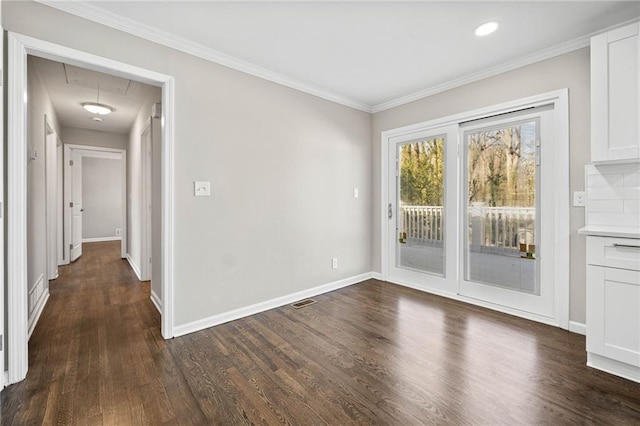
[{"left": 586, "top": 236, "right": 640, "bottom": 382}]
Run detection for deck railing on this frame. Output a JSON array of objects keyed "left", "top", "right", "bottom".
[{"left": 399, "top": 205, "right": 535, "bottom": 253}]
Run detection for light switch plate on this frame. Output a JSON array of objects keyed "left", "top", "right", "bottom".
[
  {"left": 194, "top": 181, "right": 211, "bottom": 197},
  {"left": 353, "top": 187, "right": 359, "bottom": 198}
]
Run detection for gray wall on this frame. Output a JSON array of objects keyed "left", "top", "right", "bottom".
[
  {"left": 8, "top": 2, "right": 591, "bottom": 328},
  {"left": 127, "top": 89, "right": 161, "bottom": 280},
  {"left": 27, "top": 55, "right": 61, "bottom": 293},
  {"left": 372, "top": 48, "right": 591, "bottom": 323},
  {"left": 61, "top": 126, "right": 128, "bottom": 150},
  {"left": 4, "top": 2, "right": 373, "bottom": 327},
  {"left": 81, "top": 157, "right": 123, "bottom": 239}
]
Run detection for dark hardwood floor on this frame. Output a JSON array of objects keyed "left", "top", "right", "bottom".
[{"left": 2, "top": 241, "right": 639, "bottom": 424}]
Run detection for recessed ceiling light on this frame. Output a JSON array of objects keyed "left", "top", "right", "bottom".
[
  {"left": 92, "top": 117, "right": 103, "bottom": 122},
  {"left": 475, "top": 21, "right": 500, "bottom": 37},
  {"left": 83, "top": 102, "right": 113, "bottom": 115}
]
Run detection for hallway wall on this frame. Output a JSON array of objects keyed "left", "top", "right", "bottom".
[
  {"left": 127, "top": 88, "right": 161, "bottom": 282},
  {"left": 27, "top": 55, "right": 61, "bottom": 317},
  {"left": 61, "top": 126, "right": 128, "bottom": 150},
  {"left": 82, "top": 157, "right": 123, "bottom": 240}
]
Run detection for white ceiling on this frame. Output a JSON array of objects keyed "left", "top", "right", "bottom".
[
  {"left": 31, "top": 56, "right": 155, "bottom": 134},
  {"left": 44, "top": 1, "right": 640, "bottom": 112}
]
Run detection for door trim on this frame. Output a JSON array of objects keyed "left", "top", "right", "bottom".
[
  {"left": 45, "top": 116, "right": 59, "bottom": 280},
  {"left": 7, "top": 32, "right": 176, "bottom": 385},
  {"left": 140, "top": 118, "right": 152, "bottom": 281},
  {"left": 63, "top": 144, "right": 126, "bottom": 263},
  {"left": 380, "top": 89, "right": 569, "bottom": 329}
]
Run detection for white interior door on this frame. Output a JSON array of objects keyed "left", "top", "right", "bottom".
[
  {"left": 387, "top": 124, "right": 459, "bottom": 293},
  {"left": 70, "top": 151, "right": 83, "bottom": 261}
]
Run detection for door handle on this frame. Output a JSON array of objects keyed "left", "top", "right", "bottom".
[
  {"left": 612, "top": 243, "right": 640, "bottom": 249},
  {"left": 388, "top": 203, "right": 393, "bottom": 219}
]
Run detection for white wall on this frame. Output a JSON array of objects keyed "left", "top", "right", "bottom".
[
  {"left": 81, "top": 157, "right": 123, "bottom": 239},
  {"left": 3, "top": 2, "right": 373, "bottom": 328},
  {"left": 372, "top": 48, "right": 591, "bottom": 323},
  {"left": 61, "top": 126, "right": 127, "bottom": 150},
  {"left": 27, "top": 55, "right": 61, "bottom": 299}
]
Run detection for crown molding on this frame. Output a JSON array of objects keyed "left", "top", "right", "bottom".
[
  {"left": 36, "top": 0, "right": 374, "bottom": 113},
  {"left": 371, "top": 36, "right": 590, "bottom": 113},
  {"left": 35, "top": 2, "right": 639, "bottom": 116},
  {"left": 371, "top": 17, "right": 640, "bottom": 113}
]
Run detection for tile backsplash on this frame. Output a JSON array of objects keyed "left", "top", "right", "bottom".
[{"left": 585, "top": 163, "right": 640, "bottom": 227}]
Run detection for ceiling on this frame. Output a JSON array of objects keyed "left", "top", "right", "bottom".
[
  {"left": 43, "top": 1, "right": 640, "bottom": 112},
  {"left": 31, "top": 56, "right": 156, "bottom": 134}
]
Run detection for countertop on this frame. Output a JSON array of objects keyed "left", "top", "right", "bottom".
[{"left": 578, "top": 225, "right": 640, "bottom": 239}]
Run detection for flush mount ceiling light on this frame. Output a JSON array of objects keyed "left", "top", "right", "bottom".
[
  {"left": 474, "top": 21, "right": 500, "bottom": 37},
  {"left": 83, "top": 102, "right": 113, "bottom": 115},
  {"left": 82, "top": 82, "right": 114, "bottom": 115}
]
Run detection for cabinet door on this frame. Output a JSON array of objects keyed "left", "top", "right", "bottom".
[
  {"left": 587, "top": 265, "right": 640, "bottom": 367},
  {"left": 591, "top": 22, "right": 640, "bottom": 162}
]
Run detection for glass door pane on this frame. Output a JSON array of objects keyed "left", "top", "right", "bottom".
[
  {"left": 397, "top": 136, "right": 445, "bottom": 276},
  {"left": 464, "top": 119, "right": 539, "bottom": 294}
]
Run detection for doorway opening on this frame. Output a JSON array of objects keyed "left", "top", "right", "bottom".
[
  {"left": 7, "top": 33, "right": 175, "bottom": 385},
  {"left": 64, "top": 144, "right": 127, "bottom": 263}
]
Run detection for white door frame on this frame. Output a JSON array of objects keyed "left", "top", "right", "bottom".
[
  {"left": 45, "top": 116, "right": 59, "bottom": 280},
  {"left": 57, "top": 140, "right": 65, "bottom": 266},
  {"left": 7, "top": 32, "right": 176, "bottom": 385},
  {"left": 0, "top": 1, "right": 5, "bottom": 390},
  {"left": 380, "top": 89, "right": 570, "bottom": 329},
  {"left": 63, "top": 144, "right": 127, "bottom": 261},
  {"left": 140, "top": 118, "right": 152, "bottom": 281}
]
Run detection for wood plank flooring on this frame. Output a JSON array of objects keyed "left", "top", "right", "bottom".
[{"left": 2, "top": 241, "right": 640, "bottom": 424}]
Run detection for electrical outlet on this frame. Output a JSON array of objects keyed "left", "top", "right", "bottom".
[
  {"left": 573, "top": 191, "right": 586, "bottom": 207},
  {"left": 331, "top": 258, "right": 338, "bottom": 269}
]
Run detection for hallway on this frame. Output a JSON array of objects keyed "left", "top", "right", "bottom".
[{"left": 0, "top": 242, "right": 186, "bottom": 424}]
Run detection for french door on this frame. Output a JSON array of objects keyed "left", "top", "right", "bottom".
[
  {"left": 458, "top": 107, "right": 556, "bottom": 318},
  {"left": 387, "top": 125, "right": 458, "bottom": 294},
  {"left": 385, "top": 103, "right": 563, "bottom": 322}
]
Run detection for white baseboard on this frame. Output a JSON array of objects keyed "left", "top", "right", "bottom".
[
  {"left": 150, "top": 290, "right": 162, "bottom": 314},
  {"left": 371, "top": 271, "right": 384, "bottom": 280},
  {"left": 173, "top": 272, "right": 374, "bottom": 337},
  {"left": 82, "top": 236, "right": 122, "bottom": 243},
  {"left": 569, "top": 321, "right": 586, "bottom": 335},
  {"left": 126, "top": 254, "right": 142, "bottom": 281},
  {"left": 28, "top": 288, "right": 50, "bottom": 339},
  {"left": 28, "top": 274, "right": 45, "bottom": 316},
  {"left": 588, "top": 352, "right": 640, "bottom": 383}
]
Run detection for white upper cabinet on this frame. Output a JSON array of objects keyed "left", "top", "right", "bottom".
[{"left": 591, "top": 22, "right": 640, "bottom": 163}]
